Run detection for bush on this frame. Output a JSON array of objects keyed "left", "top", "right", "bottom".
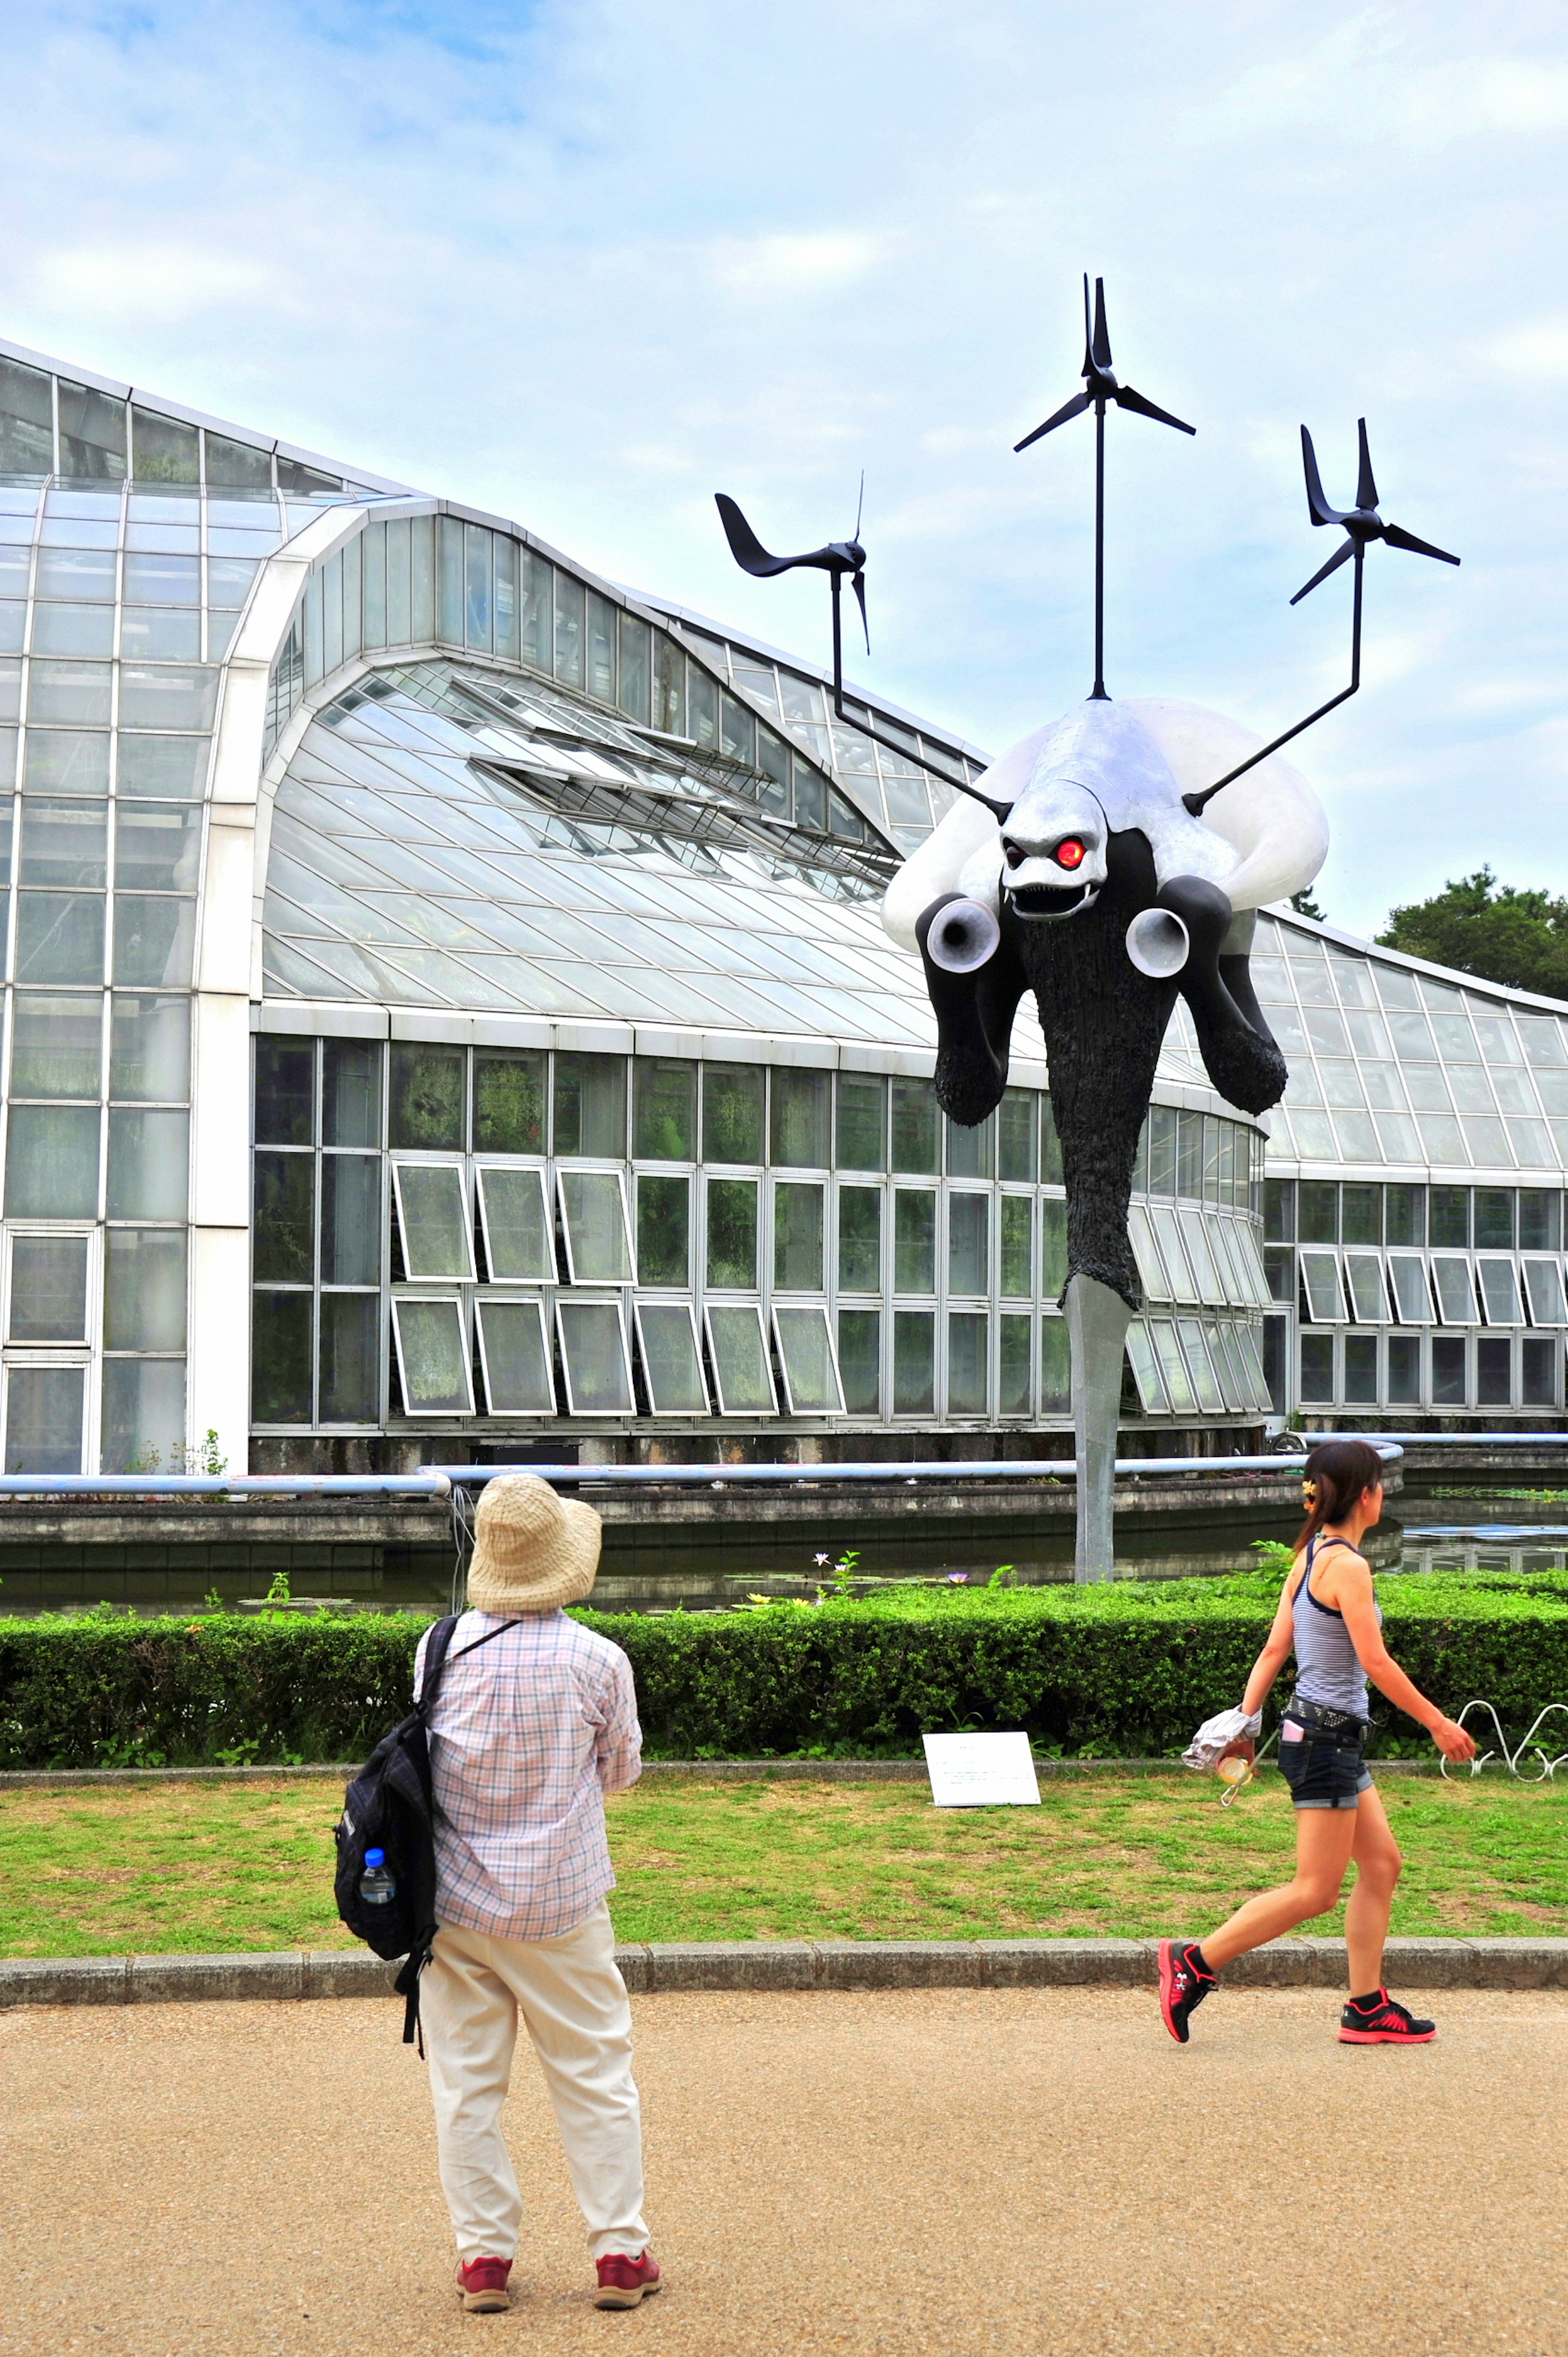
[{"left": 1, "top": 1573, "right": 1565, "bottom": 1767}]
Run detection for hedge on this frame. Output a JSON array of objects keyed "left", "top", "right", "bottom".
[{"left": 1, "top": 1573, "right": 1565, "bottom": 1768}]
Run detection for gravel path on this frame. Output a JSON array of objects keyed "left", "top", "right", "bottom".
[{"left": 2, "top": 1985, "right": 1564, "bottom": 2355}]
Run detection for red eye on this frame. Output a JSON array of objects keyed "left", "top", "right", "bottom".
[{"left": 1055, "top": 838, "right": 1086, "bottom": 870}]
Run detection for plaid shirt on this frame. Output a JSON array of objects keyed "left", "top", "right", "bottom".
[{"left": 413, "top": 1607, "right": 641, "bottom": 1942}]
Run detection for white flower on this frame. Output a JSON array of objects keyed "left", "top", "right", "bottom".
[{"left": 814, "top": 1553, "right": 831, "bottom": 1565}]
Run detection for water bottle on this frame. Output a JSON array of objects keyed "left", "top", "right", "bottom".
[{"left": 358, "top": 1846, "right": 396, "bottom": 1905}]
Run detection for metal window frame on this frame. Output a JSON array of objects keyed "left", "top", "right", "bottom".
[
  {"left": 997, "top": 1308, "right": 1034, "bottom": 1418},
  {"left": 1125, "top": 1319, "right": 1169, "bottom": 1412},
  {"left": 1150, "top": 1202, "right": 1200, "bottom": 1304},
  {"left": 1298, "top": 1247, "right": 1346, "bottom": 1323},
  {"left": 1387, "top": 1254, "right": 1434, "bottom": 1324},
  {"left": 1523, "top": 1255, "right": 1568, "bottom": 1326},
  {"left": 1343, "top": 1250, "right": 1388, "bottom": 1324},
  {"left": 704, "top": 1300, "right": 778, "bottom": 1417},
  {"left": 2, "top": 1223, "right": 99, "bottom": 1349},
  {"left": 0, "top": 1355, "right": 92, "bottom": 1473},
  {"left": 1430, "top": 1252, "right": 1477, "bottom": 1326},
  {"left": 389, "top": 1292, "right": 474, "bottom": 1416},
  {"left": 772, "top": 1303, "right": 846, "bottom": 1416},
  {"left": 390, "top": 1156, "right": 474, "bottom": 1282},
  {"left": 1475, "top": 1254, "right": 1523, "bottom": 1328},
  {"left": 1176, "top": 1317, "right": 1226, "bottom": 1415},
  {"left": 1148, "top": 1318, "right": 1198, "bottom": 1414},
  {"left": 556, "top": 1165, "right": 635, "bottom": 1288},
  {"left": 1128, "top": 1201, "right": 1171, "bottom": 1305},
  {"left": 474, "top": 1292, "right": 555, "bottom": 1415},
  {"left": 555, "top": 1294, "right": 636, "bottom": 1417},
  {"left": 474, "top": 1161, "right": 553, "bottom": 1284},
  {"left": 632, "top": 1297, "right": 710, "bottom": 1416}
]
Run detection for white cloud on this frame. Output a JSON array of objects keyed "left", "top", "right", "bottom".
[{"left": 706, "top": 230, "right": 886, "bottom": 299}]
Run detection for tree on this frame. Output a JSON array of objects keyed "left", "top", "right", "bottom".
[
  {"left": 1288, "top": 887, "right": 1326, "bottom": 922},
  {"left": 1376, "top": 868, "right": 1568, "bottom": 998}
]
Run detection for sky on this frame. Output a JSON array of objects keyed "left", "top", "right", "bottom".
[{"left": 0, "top": 0, "right": 1565, "bottom": 939}]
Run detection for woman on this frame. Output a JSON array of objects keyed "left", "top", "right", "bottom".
[{"left": 1158, "top": 1437, "right": 1477, "bottom": 2045}]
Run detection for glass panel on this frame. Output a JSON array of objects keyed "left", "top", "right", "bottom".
[
  {"left": 1430, "top": 1186, "right": 1470, "bottom": 1247},
  {"left": 207, "top": 557, "right": 262, "bottom": 609},
  {"left": 319, "top": 1292, "right": 379, "bottom": 1421},
  {"left": 1298, "top": 1180, "right": 1338, "bottom": 1243},
  {"left": 29, "top": 661, "right": 112, "bottom": 726},
  {"left": 322, "top": 1039, "right": 380, "bottom": 1146},
  {"left": 634, "top": 1058, "right": 696, "bottom": 1160},
  {"left": 1478, "top": 1258, "right": 1522, "bottom": 1325},
  {"left": 392, "top": 1297, "right": 472, "bottom": 1413},
  {"left": 1151, "top": 1320, "right": 1198, "bottom": 1413},
  {"left": 999, "top": 1196, "right": 1032, "bottom": 1297},
  {"left": 558, "top": 1168, "right": 633, "bottom": 1283},
  {"left": 1299, "top": 1248, "right": 1345, "bottom": 1322},
  {"left": 255, "top": 1038, "right": 314, "bottom": 1144},
  {"left": 1522, "top": 1334, "right": 1557, "bottom": 1406},
  {"left": 947, "top": 1311, "right": 988, "bottom": 1416},
  {"left": 118, "top": 734, "right": 208, "bottom": 798},
  {"left": 250, "top": 1291, "right": 312, "bottom": 1423},
  {"left": 635, "top": 1302, "right": 707, "bottom": 1414},
  {"left": 617, "top": 613, "right": 650, "bottom": 724},
  {"left": 477, "top": 1298, "right": 555, "bottom": 1414},
  {"left": 706, "top": 1303, "right": 775, "bottom": 1413},
  {"left": 11, "top": 994, "right": 101, "bottom": 1097},
  {"left": 390, "top": 1043, "right": 464, "bottom": 1150},
  {"left": 835, "top": 1074, "right": 886, "bottom": 1171},
  {"left": 393, "top": 1162, "right": 473, "bottom": 1279},
  {"left": 15, "top": 891, "right": 104, "bottom": 983},
  {"left": 104, "top": 1228, "right": 186, "bottom": 1351},
  {"left": 687, "top": 666, "right": 717, "bottom": 749},
  {"left": 837, "top": 1185, "right": 881, "bottom": 1290},
  {"left": 1128, "top": 1202, "right": 1169, "bottom": 1303},
  {"left": 706, "top": 1176, "right": 757, "bottom": 1288},
  {"left": 35, "top": 549, "right": 115, "bottom": 603},
  {"left": 467, "top": 1049, "right": 544, "bottom": 1155},
  {"left": 553, "top": 571, "right": 584, "bottom": 689},
  {"left": 653, "top": 631, "right": 684, "bottom": 734},
  {"left": 1477, "top": 1334, "right": 1512, "bottom": 1406},
  {"left": 10, "top": 1234, "right": 89, "bottom": 1341},
  {"left": 113, "top": 803, "right": 201, "bottom": 891},
  {"left": 587, "top": 593, "right": 617, "bottom": 702},
  {"left": 321, "top": 1155, "right": 381, "bottom": 1285},
  {"left": 132, "top": 407, "right": 198, "bottom": 483},
  {"left": 894, "top": 1189, "right": 936, "bottom": 1292},
  {"left": 1176, "top": 1319, "right": 1225, "bottom": 1414},
  {"left": 123, "top": 555, "right": 200, "bottom": 608},
  {"left": 1519, "top": 1192, "right": 1560, "bottom": 1251},
  {"left": 1432, "top": 1334, "right": 1467, "bottom": 1404},
  {"left": 1388, "top": 1256, "right": 1433, "bottom": 1323},
  {"left": 890, "top": 1078, "right": 940, "bottom": 1174},
  {"left": 1125, "top": 1321, "right": 1167, "bottom": 1412},
  {"left": 947, "top": 1112, "right": 995, "bottom": 1180},
  {"left": 837, "top": 1308, "right": 880, "bottom": 1413},
  {"left": 5, "top": 1366, "right": 84, "bottom": 1476},
  {"left": 119, "top": 665, "right": 218, "bottom": 731},
  {"left": 5, "top": 1105, "right": 99, "bottom": 1215},
  {"left": 948, "top": 1192, "right": 989, "bottom": 1294},
  {"left": 775, "top": 1305, "right": 843, "bottom": 1412},
  {"left": 1432, "top": 1255, "right": 1476, "bottom": 1323},
  {"left": 1474, "top": 1187, "right": 1515, "bottom": 1248},
  {"left": 32, "top": 604, "right": 114, "bottom": 658},
  {"left": 112, "top": 895, "right": 194, "bottom": 986},
  {"left": 775, "top": 1181, "right": 824, "bottom": 1289},
  {"left": 770, "top": 1068, "right": 829, "bottom": 1167},
  {"left": 0, "top": 355, "right": 53, "bottom": 473},
  {"left": 999, "top": 1090, "right": 1037, "bottom": 1182},
  {"left": 24, "top": 731, "right": 110, "bottom": 794},
  {"left": 107, "top": 1106, "right": 188, "bottom": 1217},
  {"left": 703, "top": 1064, "right": 763, "bottom": 1164},
  {"left": 893, "top": 1308, "right": 935, "bottom": 1414},
  {"left": 1341, "top": 1183, "right": 1380, "bottom": 1245},
  {"left": 253, "top": 1150, "right": 314, "bottom": 1281},
  {"left": 554, "top": 1052, "right": 625, "bottom": 1157},
  {"left": 1343, "top": 1332, "right": 1379, "bottom": 1406},
  {"left": 1212, "top": 1321, "right": 1252, "bottom": 1412},
  {"left": 998, "top": 1313, "right": 1031, "bottom": 1415},
  {"left": 1523, "top": 1257, "right": 1568, "bottom": 1325},
  {"left": 1150, "top": 1204, "right": 1197, "bottom": 1303},
  {"left": 634, "top": 1172, "right": 688, "bottom": 1287},
  {"left": 108, "top": 994, "right": 188, "bottom": 1102},
  {"left": 1229, "top": 1223, "right": 1272, "bottom": 1308},
  {"left": 1040, "top": 1314, "right": 1071, "bottom": 1412},
  {"left": 1176, "top": 1209, "right": 1225, "bottom": 1305},
  {"left": 205, "top": 432, "right": 271, "bottom": 491},
  {"left": 1041, "top": 1198, "right": 1068, "bottom": 1298},
  {"left": 1344, "top": 1252, "right": 1387, "bottom": 1323},
  {"left": 1040, "top": 1094, "right": 1065, "bottom": 1185},
  {"left": 477, "top": 1165, "right": 553, "bottom": 1283}
]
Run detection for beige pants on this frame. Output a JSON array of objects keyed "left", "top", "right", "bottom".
[{"left": 421, "top": 1903, "right": 648, "bottom": 2263}]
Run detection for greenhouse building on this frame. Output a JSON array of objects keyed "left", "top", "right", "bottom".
[{"left": 0, "top": 333, "right": 1562, "bottom": 1474}]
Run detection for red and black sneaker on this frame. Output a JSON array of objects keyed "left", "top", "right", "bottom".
[
  {"left": 1339, "top": 1991, "right": 1435, "bottom": 2045},
  {"left": 1157, "top": 1938, "right": 1216, "bottom": 2044}
]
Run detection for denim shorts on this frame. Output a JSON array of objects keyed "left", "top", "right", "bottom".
[{"left": 1277, "top": 1715, "right": 1373, "bottom": 1810}]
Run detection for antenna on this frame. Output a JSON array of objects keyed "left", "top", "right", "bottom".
[
  {"left": 714, "top": 492, "right": 1010, "bottom": 819},
  {"left": 1183, "top": 418, "right": 1459, "bottom": 815},
  {"left": 1014, "top": 275, "right": 1195, "bottom": 700}
]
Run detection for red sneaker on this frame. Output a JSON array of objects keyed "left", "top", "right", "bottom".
[
  {"left": 594, "top": 2251, "right": 662, "bottom": 2310},
  {"left": 1339, "top": 1992, "right": 1436, "bottom": 2045},
  {"left": 457, "top": 2256, "right": 512, "bottom": 2312}
]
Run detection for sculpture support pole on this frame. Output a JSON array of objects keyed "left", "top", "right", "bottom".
[{"left": 1066, "top": 1271, "right": 1131, "bottom": 1583}]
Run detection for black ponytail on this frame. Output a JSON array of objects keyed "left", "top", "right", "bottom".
[{"left": 1295, "top": 1438, "right": 1386, "bottom": 1550}]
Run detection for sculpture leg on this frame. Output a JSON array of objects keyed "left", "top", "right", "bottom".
[{"left": 1066, "top": 1272, "right": 1131, "bottom": 1584}]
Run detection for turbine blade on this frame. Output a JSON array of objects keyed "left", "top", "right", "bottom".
[
  {"left": 1092, "top": 276, "right": 1112, "bottom": 370},
  {"left": 1289, "top": 535, "right": 1355, "bottom": 605},
  {"left": 1355, "top": 417, "right": 1378, "bottom": 514},
  {"left": 852, "top": 568, "right": 870, "bottom": 655},
  {"left": 1081, "top": 273, "right": 1093, "bottom": 375},
  {"left": 1383, "top": 521, "right": 1461, "bottom": 567},
  {"left": 1300, "top": 425, "right": 1345, "bottom": 529},
  {"left": 853, "top": 468, "right": 864, "bottom": 541},
  {"left": 1114, "top": 383, "right": 1196, "bottom": 435},
  {"left": 714, "top": 493, "right": 800, "bottom": 578},
  {"left": 1014, "top": 388, "right": 1092, "bottom": 451}
]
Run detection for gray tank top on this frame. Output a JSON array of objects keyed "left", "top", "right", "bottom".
[{"left": 1291, "top": 1535, "right": 1380, "bottom": 1717}]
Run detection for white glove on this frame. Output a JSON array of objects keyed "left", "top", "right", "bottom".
[{"left": 1183, "top": 1706, "right": 1263, "bottom": 1773}]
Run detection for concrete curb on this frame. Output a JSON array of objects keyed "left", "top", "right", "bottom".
[
  {"left": 0, "top": 1758, "right": 1444, "bottom": 1790},
  {"left": 3, "top": 1937, "right": 1564, "bottom": 2009}
]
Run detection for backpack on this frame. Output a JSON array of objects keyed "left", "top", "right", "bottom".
[{"left": 334, "top": 1612, "right": 518, "bottom": 2047}]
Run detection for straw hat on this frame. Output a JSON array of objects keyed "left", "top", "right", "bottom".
[{"left": 467, "top": 1475, "right": 602, "bottom": 1613}]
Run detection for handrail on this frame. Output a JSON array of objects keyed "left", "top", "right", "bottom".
[
  {"left": 0, "top": 1474, "right": 452, "bottom": 1498},
  {"left": 425, "top": 1449, "right": 1402, "bottom": 1487}
]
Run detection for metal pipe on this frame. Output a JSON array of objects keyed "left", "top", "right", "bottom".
[
  {"left": 426, "top": 1449, "right": 1401, "bottom": 1487},
  {"left": 0, "top": 1474, "right": 452, "bottom": 1498}
]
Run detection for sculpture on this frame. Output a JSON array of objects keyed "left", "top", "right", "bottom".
[{"left": 716, "top": 278, "right": 1458, "bottom": 1578}]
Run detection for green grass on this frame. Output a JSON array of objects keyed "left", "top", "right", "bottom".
[{"left": 0, "top": 1772, "right": 1561, "bottom": 1957}]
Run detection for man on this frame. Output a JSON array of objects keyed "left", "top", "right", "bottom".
[{"left": 413, "top": 1473, "right": 659, "bottom": 2314}]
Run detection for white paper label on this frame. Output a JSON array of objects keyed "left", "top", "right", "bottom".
[{"left": 922, "top": 1731, "right": 1042, "bottom": 1807}]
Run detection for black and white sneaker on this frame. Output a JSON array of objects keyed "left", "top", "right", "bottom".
[
  {"left": 1158, "top": 1938, "right": 1216, "bottom": 2043},
  {"left": 1339, "top": 1990, "right": 1435, "bottom": 2044}
]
